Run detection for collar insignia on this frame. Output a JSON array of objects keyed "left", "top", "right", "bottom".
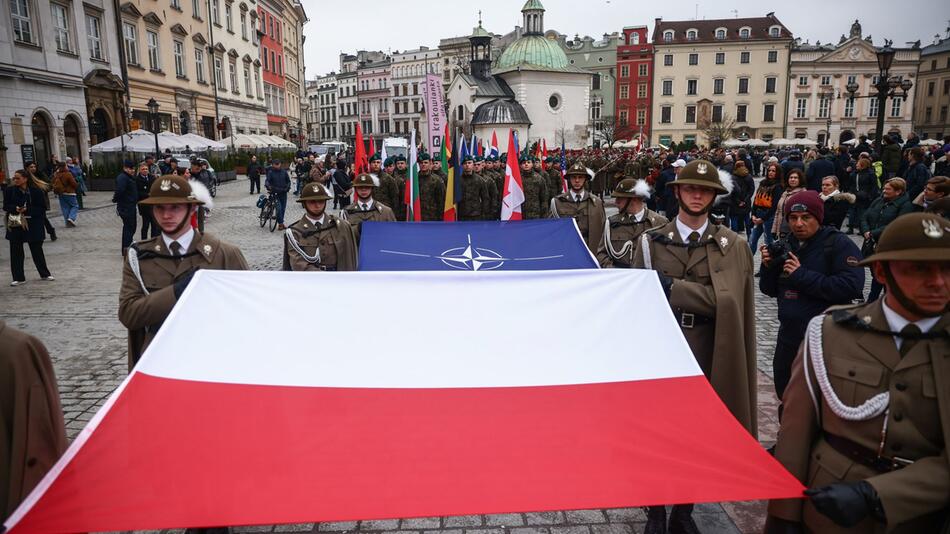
[
  {"left": 697, "top": 163, "right": 708, "bottom": 175},
  {"left": 159, "top": 179, "right": 172, "bottom": 191},
  {"left": 862, "top": 315, "right": 872, "bottom": 324},
  {"left": 720, "top": 237, "right": 728, "bottom": 247},
  {"left": 922, "top": 219, "right": 944, "bottom": 239},
  {"left": 203, "top": 245, "right": 212, "bottom": 255},
  {"left": 154, "top": 244, "right": 161, "bottom": 251}
]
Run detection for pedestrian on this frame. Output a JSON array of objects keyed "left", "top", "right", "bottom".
[
  {"left": 806, "top": 148, "right": 836, "bottom": 191},
  {"left": 861, "top": 177, "right": 916, "bottom": 301},
  {"left": 633, "top": 159, "right": 757, "bottom": 534},
  {"left": 282, "top": 182, "right": 358, "bottom": 271},
  {"left": 112, "top": 160, "right": 138, "bottom": 256},
  {"left": 549, "top": 162, "right": 609, "bottom": 266},
  {"left": 265, "top": 158, "right": 291, "bottom": 230},
  {"left": 912, "top": 176, "right": 949, "bottom": 211},
  {"left": 66, "top": 157, "right": 86, "bottom": 210},
  {"left": 51, "top": 161, "right": 79, "bottom": 227},
  {"left": 771, "top": 168, "right": 806, "bottom": 238},
  {"left": 750, "top": 163, "right": 783, "bottom": 251},
  {"left": 135, "top": 163, "right": 159, "bottom": 239},
  {"left": 880, "top": 135, "right": 901, "bottom": 179},
  {"left": 603, "top": 177, "right": 667, "bottom": 268},
  {"left": 820, "top": 176, "right": 855, "bottom": 230},
  {"left": 903, "top": 147, "right": 932, "bottom": 200},
  {"left": 329, "top": 159, "right": 352, "bottom": 212},
  {"left": 339, "top": 174, "right": 396, "bottom": 243},
  {"left": 729, "top": 160, "right": 754, "bottom": 236},
  {"left": 4, "top": 169, "right": 55, "bottom": 285},
  {"left": 759, "top": 190, "right": 864, "bottom": 417},
  {"left": 247, "top": 154, "right": 262, "bottom": 195},
  {"left": 25, "top": 162, "right": 56, "bottom": 242},
  {"left": 119, "top": 174, "right": 248, "bottom": 370},
  {"left": 0, "top": 321, "right": 67, "bottom": 522},
  {"left": 765, "top": 212, "right": 950, "bottom": 534}
]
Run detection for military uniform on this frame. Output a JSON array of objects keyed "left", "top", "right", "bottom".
[
  {"left": 520, "top": 159, "right": 549, "bottom": 220},
  {"left": 418, "top": 165, "right": 446, "bottom": 222},
  {"left": 458, "top": 170, "right": 491, "bottom": 221},
  {"left": 545, "top": 161, "right": 564, "bottom": 199},
  {"left": 392, "top": 157, "right": 408, "bottom": 221},
  {"left": 605, "top": 178, "right": 668, "bottom": 268},
  {"left": 375, "top": 172, "right": 400, "bottom": 213},
  {"left": 550, "top": 163, "right": 610, "bottom": 267},
  {"left": 340, "top": 174, "right": 397, "bottom": 243},
  {"left": 283, "top": 183, "right": 358, "bottom": 272}
]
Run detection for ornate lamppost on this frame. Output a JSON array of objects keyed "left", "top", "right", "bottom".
[
  {"left": 845, "top": 42, "right": 913, "bottom": 152},
  {"left": 147, "top": 97, "right": 161, "bottom": 158}
]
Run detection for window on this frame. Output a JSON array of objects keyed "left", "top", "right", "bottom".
[
  {"left": 663, "top": 30, "right": 673, "bottom": 42},
  {"left": 715, "top": 52, "right": 724, "bottom": 64},
  {"left": 225, "top": 3, "right": 232, "bottom": 32},
  {"left": 769, "top": 26, "right": 781, "bottom": 37},
  {"left": 713, "top": 78, "right": 724, "bottom": 94},
  {"left": 270, "top": 51, "right": 275, "bottom": 71},
  {"left": 638, "top": 83, "right": 647, "bottom": 99},
  {"left": 638, "top": 64, "right": 648, "bottom": 77},
  {"left": 944, "top": 80, "right": 950, "bottom": 95},
  {"left": 662, "top": 79, "right": 672, "bottom": 96},
  {"left": 51, "top": 3, "right": 71, "bottom": 52},
  {"left": 592, "top": 73, "right": 601, "bottom": 90},
  {"left": 712, "top": 104, "right": 723, "bottom": 123},
  {"left": 276, "top": 54, "right": 281, "bottom": 75},
  {"left": 765, "top": 77, "right": 776, "bottom": 94},
  {"left": 768, "top": 50, "right": 777, "bottom": 63},
  {"left": 192, "top": 0, "right": 200, "bottom": 18},
  {"left": 740, "top": 51, "right": 750, "bottom": 64},
  {"left": 241, "top": 11, "right": 247, "bottom": 39},
  {"left": 620, "top": 64, "right": 629, "bottom": 78},
  {"left": 173, "top": 41, "right": 185, "bottom": 77},
  {"left": 820, "top": 75, "right": 831, "bottom": 86},
  {"left": 738, "top": 78, "right": 749, "bottom": 94},
  {"left": 195, "top": 48, "right": 205, "bottom": 82},
  {"left": 229, "top": 60, "right": 238, "bottom": 92},
  {"left": 686, "top": 79, "right": 697, "bottom": 95},
  {"left": 663, "top": 54, "right": 673, "bottom": 66},
  {"left": 685, "top": 105, "right": 696, "bottom": 123},
  {"left": 171, "top": 0, "right": 179, "bottom": 9},
  {"left": 818, "top": 97, "right": 829, "bottom": 118},
  {"left": 925, "top": 107, "right": 933, "bottom": 123},
  {"left": 798, "top": 75, "right": 808, "bottom": 86},
  {"left": 890, "top": 97, "right": 902, "bottom": 117},
  {"left": 868, "top": 96, "right": 878, "bottom": 118},
  {"left": 11, "top": 0, "right": 34, "bottom": 43},
  {"left": 629, "top": 32, "right": 639, "bottom": 45},
  {"left": 146, "top": 31, "right": 160, "bottom": 70},
  {"left": 636, "top": 109, "right": 646, "bottom": 125},
  {"left": 847, "top": 75, "right": 856, "bottom": 86},
  {"left": 739, "top": 27, "right": 750, "bottom": 39},
  {"left": 262, "top": 46, "right": 268, "bottom": 69},
  {"left": 736, "top": 104, "right": 747, "bottom": 122},
  {"left": 796, "top": 98, "right": 807, "bottom": 118},
  {"left": 763, "top": 103, "right": 775, "bottom": 122},
  {"left": 688, "top": 53, "right": 698, "bottom": 65},
  {"left": 660, "top": 106, "right": 672, "bottom": 123},
  {"left": 941, "top": 106, "right": 948, "bottom": 123},
  {"left": 619, "top": 84, "right": 629, "bottom": 99},
  {"left": 210, "top": 0, "right": 218, "bottom": 25},
  {"left": 715, "top": 28, "right": 726, "bottom": 40},
  {"left": 686, "top": 29, "right": 697, "bottom": 41},
  {"left": 928, "top": 81, "right": 935, "bottom": 96},
  {"left": 214, "top": 57, "right": 224, "bottom": 88},
  {"left": 122, "top": 22, "right": 138, "bottom": 65},
  {"left": 844, "top": 98, "right": 854, "bottom": 118},
  {"left": 86, "top": 14, "right": 103, "bottom": 60}
]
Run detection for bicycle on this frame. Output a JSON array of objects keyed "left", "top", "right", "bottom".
[{"left": 258, "top": 191, "right": 279, "bottom": 232}]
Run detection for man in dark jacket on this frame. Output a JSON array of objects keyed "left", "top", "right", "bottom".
[
  {"left": 880, "top": 135, "right": 902, "bottom": 178},
  {"left": 112, "top": 160, "right": 138, "bottom": 255},
  {"left": 781, "top": 151, "right": 805, "bottom": 178},
  {"left": 759, "top": 191, "right": 865, "bottom": 415},
  {"left": 903, "top": 147, "right": 932, "bottom": 200},
  {"left": 655, "top": 158, "right": 683, "bottom": 218},
  {"left": 850, "top": 135, "right": 871, "bottom": 157},
  {"left": 805, "top": 150, "right": 836, "bottom": 191},
  {"left": 330, "top": 159, "right": 352, "bottom": 210},
  {"left": 264, "top": 159, "right": 291, "bottom": 230}
]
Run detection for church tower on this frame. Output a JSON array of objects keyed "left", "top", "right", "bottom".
[
  {"left": 522, "top": 0, "right": 545, "bottom": 36},
  {"left": 469, "top": 15, "right": 493, "bottom": 81}
]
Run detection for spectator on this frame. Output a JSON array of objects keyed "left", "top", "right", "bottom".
[
  {"left": 264, "top": 158, "right": 291, "bottom": 230},
  {"left": 25, "top": 162, "right": 56, "bottom": 242},
  {"left": 804, "top": 149, "right": 835, "bottom": 191},
  {"left": 135, "top": 163, "right": 159, "bottom": 239},
  {"left": 657, "top": 158, "right": 685, "bottom": 217},
  {"left": 759, "top": 190, "right": 864, "bottom": 415},
  {"left": 771, "top": 168, "right": 806, "bottom": 238},
  {"left": 330, "top": 159, "right": 352, "bottom": 210},
  {"left": 190, "top": 160, "right": 213, "bottom": 231},
  {"left": 934, "top": 144, "right": 949, "bottom": 176},
  {"left": 834, "top": 145, "right": 853, "bottom": 190},
  {"left": 902, "top": 131, "right": 920, "bottom": 151},
  {"left": 913, "top": 175, "right": 949, "bottom": 211},
  {"left": 781, "top": 150, "right": 804, "bottom": 177},
  {"left": 861, "top": 177, "right": 915, "bottom": 301},
  {"left": 880, "top": 134, "right": 901, "bottom": 178},
  {"left": 159, "top": 154, "right": 174, "bottom": 175},
  {"left": 65, "top": 157, "right": 86, "bottom": 210},
  {"left": 850, "top": 134, "right": 871, "bottom": 157},
  {"left": 750, "top": 162, "right": 783, "bottom": 251},
  {"left": 51, "top": 162, "right": 79, "bottom": 227},
  {"left": 143, "top": 154, "right": 160, "bottom": 177},
  {"left": 819, "top": 176, "right": 854, "bottom": 230},
  {"left": 926, "top": 196, "right": 950, "bottom": 217},
  {"left": 904, "top": 146, "right": 932, "bottom": 200},
  {"left": 4, "top": 169, "right": 55, "bottom": 285},
  {"left": 112, "top": 160, "right": 138, "bottom": 255},
  {"left": 729, "top": 160, "right": 754, "bottom": 237},
  {"left": 247, "top": 154, "right": 262, "bottom": 195},
  {"left": 849, "top": 157, "right": 879, "bottom": 234}
]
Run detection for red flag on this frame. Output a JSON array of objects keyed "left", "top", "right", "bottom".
[
  {"left": 354, "top": 123, "right": 367, "bottom": 176},
  {"left": 490, "top": 130, "right": 499, "bottom": 158},
  {"left": 501, "top": 130, "right": 525, "bottom": 221},
  {"left": 542, "top": 139, "right": 548, "bottom": 161},
  {"left": 368, "top": 137, "right": 377, "bottom": 159}
]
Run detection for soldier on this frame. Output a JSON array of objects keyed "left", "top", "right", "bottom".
[
  {"left": 474, "top": 156, "right": 497, "bottom": 220},
  {"left": 282, "top": 182, "right": 358, "bottom": 272},
  {"left": 604, "top": 178, "right": 668, "bottom": 268},
  {"left": 457, "top": 155, "right": 492, "bottom": 221},
  {"left": 392, "top": 155, "right": 408, "bottom": 221},
  {"left": 417, "top": 153, "right": 446, "bottom": 221},
  {"left": 545, "top": 156, "right": 564, "bottom": 199},
  {"left": 520, "top": 155, "right": 549, "bottom": 219},
  {"left": 765, "top": 212, "right": 950, "bottom": 534},
  {"left": 369, "top": 153, "right": 400, "bottom": 213},
  {"left": 119, "top": 175, "right": 248, "bottom": 370},
  {"left": 340, "top": 174, "right": 396, "bottom": 242},
  {"left": 432, "top": 157, "right": 447, "bottom": 183},
  {"left": 632, "top": 159, "right": 756, "bottom": 534},
  {"left": 489, "top": 155, "right": 505, "bottom": 219},
  {"left": 549, "top": 162, "right": 610, "bottom": 266}
]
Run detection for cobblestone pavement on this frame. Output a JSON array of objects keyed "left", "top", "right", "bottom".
[{"left": 1, "top": 177, "right": 867, "bottom": 534}]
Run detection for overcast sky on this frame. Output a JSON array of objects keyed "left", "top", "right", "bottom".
[{"left": 301, "top": 0, "right": 949, "bottom": 77}]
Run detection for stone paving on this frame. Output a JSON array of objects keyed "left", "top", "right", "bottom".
[{"left": 1, "top": 177, "right": 867, "bottom": 534}]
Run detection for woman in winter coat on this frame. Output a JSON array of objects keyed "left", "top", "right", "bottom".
[
  {"left": 771, "top": 168, "right": 805, "bottom": 238},
  {"left": 849, "top": 157, "right": 879, "bottom": 233},
  {"left": 750, "top": 162, "right": 783, "bottom": 250},
  {"left": 819, "top": 176, "right": 854, "bottom": 230},
  {"left": 4, "top": 169, "right": 54, "bottom": 286},
  {"left": 860, "top": 177, "right": 916, "bottom": 301},
  {"left": 729, "top": 160, "right": 755, "bottom": 237},
  {"left": 51, "top": 162, "right": 79, "bottom": 227}
]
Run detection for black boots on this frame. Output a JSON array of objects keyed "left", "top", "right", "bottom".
[
  {"left": 645, "top": 505, "right": 700, "bottom": 534},
  {"left": 644, "top": 506, "right": 667, "bottom": 534}
]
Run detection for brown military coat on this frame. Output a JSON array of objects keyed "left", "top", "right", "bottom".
[
  {"left": 769, "top": 300, "right": 950, "bottom": 533},
  {"left": 340, "top": 200, "right": 396, "bottom": 243},
  {"left": 548, "top": 190, "right": 610, "bottom": 267},
  {"left": 0, "top": 321, "right": 67, "bottom": 522},
  {"left": 282, "top": 213, "right": 358, "bottom": 272},
  {"left": 119, "top": 232, "right": 248, "bottom": 370},
  {"left": 632, "top": 220, "right": 757, "bottom": 436},
  {"left": 604, "top": 209, "right": 668, "bottom": 267}
]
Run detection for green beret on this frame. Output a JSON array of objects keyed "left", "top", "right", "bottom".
[
  {"left": 500, "top": 153, "right": 507, "bottom": 160},
  {"left": 395, "top": 155, "right": 407, "bottom": 162},
  {"left": 461, "top": 155, "right": 474, "bottom": 163},
  {"left": 369, "top": 152, "right": 382, "bottom": 162},
  {"left": 519, "top": 155, "right": 531, "bottom": 164},
  {"left": 532, "top": 155, "right": 541, "bottom": 162},
  {"left": 417, "top": 152, "right": 431, "bottom": 162},
  {"left": 474, "top": 156, "right": 484, "bottom": 163},
  {"left": 383, "top": 157, "right": 394, "bottom": 166},
  {"left": 487, "top": 155, "right": 497, "bottom": 162}
]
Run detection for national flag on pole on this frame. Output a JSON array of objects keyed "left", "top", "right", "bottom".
[
  {"left": 501, "top": 129, "right": 525, "bottom": 221},
  {"left": 478, "top": 141, "right": 484, "bottom": 157},
  {"left": 353, "top": 122, "right": 368, "bottom": 176},
  {"left": 368, "top": 137, "right": 377, "bottom": 159},
  {"left": 380, "top": 141, "right": 388, "bottom": 166},
  {"left": 405, "top": 130, "right": 421, "bottom": 221},
  {"left": 470, "top": 133, "right": 477, "bottom": 157},
  {"left": 535, "top": 140, "right": 542, "bottom": 162},
  {"left": 542, "top": 139, "right": 547, "bottom": 161},
  {"left": 442, "top": 124, "right": 457, "bottom": 221},
  {"left": 560, "top": 139, "right": 568, "bottom": 193},
  {"left": 513, "top": 130, "right": 520, "bottom": 155},
  {"left": 2, "top": 269, "right": 803, "bottom": 534},
  {"left": 489, "top": 130, "right": 499, "bottom": 158}
]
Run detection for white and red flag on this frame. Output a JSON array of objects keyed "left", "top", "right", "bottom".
[
  {"left": 500, "top": 129, "right": 525, "bottom": 221},
  {"left": 4, "top": 270, "right": 802, "bottom": 533}
]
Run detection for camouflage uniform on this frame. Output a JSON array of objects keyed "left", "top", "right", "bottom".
[
  {"left": 376, "top": 171, "right": 400, "bottom": 213},
  {"left": 458, "top": 171, "right": 491, "bottom": 221},
  {"left": 521, "top": 169, "right": 549, "bottom": 220},
  {"left": 419, "top": 171, "right": 446, "bottom": 221}
]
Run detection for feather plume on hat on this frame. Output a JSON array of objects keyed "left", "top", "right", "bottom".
[
  {"left": 585, "top": 167, "right": 595, "bottom": 179},
  {"left": 188, "top": 179, "right": 214, "bottom": 209},
  {"left": 632, "top": 179, "right": 651, "bottom": 199},
  {"left": 714, "top": 169, "right": 735, "bottom": 206}
]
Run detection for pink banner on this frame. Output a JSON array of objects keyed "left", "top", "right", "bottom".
[{"left": 423, "top": 73, "right": 447, "bottom": 154}]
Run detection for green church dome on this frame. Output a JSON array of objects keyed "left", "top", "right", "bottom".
[{"left": 495, "top": 35, "right": 570, "bottom": 73}]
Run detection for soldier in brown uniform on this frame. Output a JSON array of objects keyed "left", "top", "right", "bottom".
[
  {"left": 765, "top": 212, "right": 950, "bottom": 534},
  {"left": 549, "top": 162, "right": 610, "bottom": 267},
  {"left": 369, "top": 153, "right": 400, "bottom": 213},
  {"left": 119, "top": 175, "right": 248, "bottom": 370},
  {"left": 340, "top": 174, "right": 396, "bottom": 243},
  {"left": 520, "top": 155, "right": 549, "bottom": 219},
  {"left": 604, "top": 178, "right": 668, "bottom": 268},
  {"left": 282, "top": 182, "right": 358, "bottom": 272},
  {"left": 632, "top": 159, "right": 756, "bottom": 534}
]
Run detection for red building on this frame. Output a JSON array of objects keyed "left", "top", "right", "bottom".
[
  {"left": 616, "top": 26, "right": 654, "bottom": 145},
  {"left": 258, "top": 5, "right": 287, "bottom": 135}
]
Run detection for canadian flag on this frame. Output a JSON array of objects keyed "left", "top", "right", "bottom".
[
  {"left": 500, "top": 130, "right": 525, "bottom": 221},
  {"left": 4, "top": 270, "right": 802, "bottom": 533}
]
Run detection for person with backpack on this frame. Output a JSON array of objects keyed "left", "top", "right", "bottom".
[{"left": 51, "top": 162, "right": 79, "bottom": 227}]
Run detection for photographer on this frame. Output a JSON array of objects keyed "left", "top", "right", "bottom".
[{"left": 759, "top": 191, "right": 865, "bottom": 415}]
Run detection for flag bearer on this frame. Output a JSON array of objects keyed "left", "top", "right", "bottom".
[
  {"left": 283, "top": 182, "right": 358, "bottom": 272},
  {"left": 340, "top": 174, "right": 396, "bottom": 243},
  {"left": 604, "top": 178, "right": 667, "bottom": 268}
]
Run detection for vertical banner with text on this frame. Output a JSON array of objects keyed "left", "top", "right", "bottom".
[{"left": 423, "top": 73, "right": 447, "bottom": 155}]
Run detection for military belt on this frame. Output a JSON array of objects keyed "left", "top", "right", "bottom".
[
  {"left": 315, "top": 265, "right": 337, "bottom": 271},
  {"left": 823, "top": 432, "right": 914, "bottom": 473},
  {"left": 674, "top": 310, "right": 713, "bottom": 329},
  {"left": 612, "top": 260, "right": 632, "bottom": 269}
]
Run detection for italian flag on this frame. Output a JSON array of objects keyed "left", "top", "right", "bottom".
[{"left": 405, "top": 129, "right": 421, "bottom": 221}]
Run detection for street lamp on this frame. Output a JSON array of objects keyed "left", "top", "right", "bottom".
[
  {"left": 819, "top": 88, "right": 837, "bottom": 147},
  {"left": 146, "top": 97, "right": 160, "bottom": 158},
  {"left": 845, "top": 41, "right": 913, "bottom": 152}
]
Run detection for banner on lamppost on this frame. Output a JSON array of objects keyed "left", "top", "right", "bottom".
[{"left": 423, "top": 73, "right": 446, "bottom": 154}]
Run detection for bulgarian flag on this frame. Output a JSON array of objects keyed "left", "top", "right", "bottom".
[
  {"left": 442, "top": 124, "right": 457, "bottom": 221},
  {"left": 405, "top": 129, "right": 421, "bottom": 221},
  {"left": 501, "top": 129, "right": 525, "bottom": 221}
]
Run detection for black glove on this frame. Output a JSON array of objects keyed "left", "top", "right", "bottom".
[
  {"left": 805, "top": 480, "right": 885, "bottom": 527},
  {"left": 762, "top": 515, "right": 803, "bottom": 534},
  {"left": 657, "top": 272, "right": 673, "bottom": 300},
  {"left": 173, "top": 268, "right": 199, "bottom": 299}
]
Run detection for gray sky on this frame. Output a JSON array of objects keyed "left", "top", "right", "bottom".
[{"left": 301, "top": 0, "right": 949, "bottom": 77}]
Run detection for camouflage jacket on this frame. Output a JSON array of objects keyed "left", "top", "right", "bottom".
[
  {"left": 376, "top": 172, "right": 401, "bottom": 216},
  {"left": 457, "top": 172, "right": 491, "bottom": 220},
  {"left": 521, "top": 172, "right": 549, "bottom": 219},
  {"left": 419, "top": 172, "right": 446, "bottom": 221}
]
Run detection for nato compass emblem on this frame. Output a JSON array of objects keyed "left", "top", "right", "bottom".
[{"left": 380, "top": 234, "right": 563, "bottom": 271}]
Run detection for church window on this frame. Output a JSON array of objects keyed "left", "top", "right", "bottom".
[{"left": 549, "top": 93, "right": 562, "bottom": 110}]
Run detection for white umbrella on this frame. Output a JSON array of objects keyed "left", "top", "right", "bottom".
[
  {"left": 842, "top": 138, "right": 859, "bottom": 146},
  {"left": 769, "top": 138, "right": 795, "bottom": 146},
  {"left": 795, "top": 138, "right": 818, "bottom": 147},
  {"left": 611, "top": 140, "right": 628, "bottom": 149},
  {"left": 117, "top": 130, "right": 188, "bottom": 153},
  {"left": 918, "top": 138, "right": 943, "bottom": 146},
  {"left": 722, "top": 139, "right": 747, "bottom": 147},
  {"left": 179, "top": 133, "right": 228, "bottom": 151},
  {"left": 265, "top": 135, "right": 295, "bottom": 148},
  {"left": 89, "top": 129, "right": 152, "bottom": 153},
  {"left": 745, "top": 139, "right": 769, "bottom": 147},
  {"left": 220, "top": 134, "right": 267, "bottom": 149}
]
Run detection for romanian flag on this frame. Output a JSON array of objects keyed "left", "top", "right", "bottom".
[
  {"left": 405, "top": 130, "right": 421, "bottom": 221},
  {"left": 442, "top": 125, "right": 457, "bottom": 221}
]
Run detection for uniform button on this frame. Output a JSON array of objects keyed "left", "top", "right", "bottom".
[
  {"left": 894, "top": 413, "right": 903, "bottom": 422},
  {"left": 848, "top": 370, "right": 856, "bottom": 377},
  {"left": 27, "top": 457, "right": 37, "bottom": 467},
  {"left": 895, "top": 383, "right": 907, "bottom": 391},
  {"left": 892, "top": 443, "right": 903, "bottom": 452},
  {"left": 815, "top": 453, "right": 822, "bottom": 460}
]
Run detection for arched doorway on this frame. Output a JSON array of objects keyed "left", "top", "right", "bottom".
[
  {"left": 90, "top": 108, "right": 113, "bottom": 146},
  {"left": 839, "top": 130, "right": 855, "bottom": 145},
  {"left": 64, "top": 115, "right": 82, "bottom": 160},
  {"left": 31, "top": 112, "right": 53, "bottom": 169}
]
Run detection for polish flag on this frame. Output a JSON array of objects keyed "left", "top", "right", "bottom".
[
  {"left": 4, "top": 270, "right": 802, "bottom": 534},
  {"left": 500, "top": 130, "right": 525, "bottom": 221}
]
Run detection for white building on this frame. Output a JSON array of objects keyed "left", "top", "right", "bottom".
[
  {"left": 212, "top": 0, "right": 269, "bottom": 139},
  {"left": 316, "top": 73, "right": 337, "bottom": 142},
  {"left": 337, "top": 54, "right": 358, "bottom": 146},
  {"left": 391, "top": 46, "right": 440, "bottom": 142}
]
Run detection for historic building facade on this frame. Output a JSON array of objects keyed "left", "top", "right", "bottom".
[
  {"left": 555, "top": 31, "right": 620, "bottom": 147},
  {"left": 615, "top": 26, "right": 654, "bottom": 146},
  {"left": 337, "top": 53, "right": 358, "bottom": 147},
  {"left": 391, "top": 46, "right": 440, "bottom": 142},
  {"left": 212, "top": 0, "right": 267, "bottom": 139},
  {"left": 357, "top": 54, "right": 392, "bottom": 145},
  {"left": 316, "top": 73, "right": 337, "bottom": 143},
  {"left": 914, "top": 36, "right": 950, "bottom": 141}
]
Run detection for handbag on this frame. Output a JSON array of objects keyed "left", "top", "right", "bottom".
[
  {"left": 861, "top": 236, "right": 876, "bottom": 258},
  {"left": 5, "top": 212, "right": 28, "bottom": 230}
]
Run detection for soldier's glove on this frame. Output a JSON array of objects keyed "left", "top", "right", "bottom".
[
  {"left": 805, "top": 480, "right": 885, "bottom": 527},
  {"left": 173, "top": 268, "right": 200, "bottom": 299},
  {"left": 656, "top": 272, "right": 673, "bottom": 300},
  {"left": 762, "top": 515, "right": 803, "bottom": 534}
]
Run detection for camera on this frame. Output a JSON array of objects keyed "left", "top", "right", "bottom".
[{"left": 766, "top": 237, "right": 795, "bottom": 266}]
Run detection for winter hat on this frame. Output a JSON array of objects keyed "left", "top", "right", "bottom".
[{"left": 784, "top": 190, "right": 824, "bottom": 223}]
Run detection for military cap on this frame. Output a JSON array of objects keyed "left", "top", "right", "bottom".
[
  {"left": 500, "top": 153, "right": 507, "bottom": 160},
  {"left": 139, "top": 175, "right": 204, "bottom": 206},
  {"left": 369, "top": 152, "right": 382, "bottom": 162},
  {"left": 352, "top": 174, "right": 377, "bottom": 188},
  {"left": 297, "top": 182, "right": 333, "bottom": 202},
  {"left": 565, "top": 162, "right": 590, "bottom": 179},
  {"left": 474, "top": 155, "right": 484, "bottom": 163},
  {"left": 532, "top": 155, "right": 541, "bottom": 162},
  {"left": 417, "top": 152, "right": 431, "bottom": 162},
  {"left": 395, "top": 155, "right": 407, "bottom": 163},
  {"left": 613, "top": 178, "right": 651, "bottom": 198},
  {"left": 383, "top": 156, "right": 394, "bottom": 167},
  {"left": 858, "top": 213, "right": 950, "bottom": 265},
  {"left": 672, "top": 159, "right": 727, "bottom": 193},
  {"left": 519, "top": 155, "right": 531, "bottom": 164},
  {"left": 461, "top": 155, "right": 474, "bottom": 164}
]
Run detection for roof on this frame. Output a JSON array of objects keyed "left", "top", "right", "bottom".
[
  {"left": 521, "top": 0, "right": 545, "bottom": 11},
  {"left": 922, "top": 38, "right": 950, "bottom": 56},
  {"left": 472, "top": 23, "right": 492, "bottom": 39},
  {"left": 652, "top": 16, "right": 792, "bottom": 45},
  {"left": 458, "top": 73, "right": 514, "bottom": 98},
  {"left": 471, "top": 99, "right": 531, "bottom": 126},
  {"left": 494, "top": 35, "right": 590, "bottom": 75}
]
